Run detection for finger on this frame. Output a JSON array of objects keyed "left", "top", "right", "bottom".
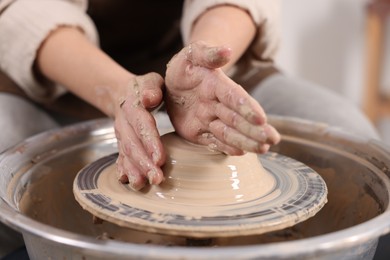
[
  {"left": 137, "top": 73, "right": 164, "bottom": 109},
  {"left": 197, "top": 132, "right": 244, "bottom": 156},
  {"left": 116, "top": 152, "right": 128, "bottom": 183},
  {"left": 122, "top": 158, "right": 147, "bottom": 191},
  {"left": 187, "top": 41, "right": 232, "bottom": 69},
  {"left": 117, "top": 145, "right": 147, "bottom": 190},
  {"left": 214, "top": 103, "right": 278, "bottom": 144},
  {"left": 263, "top": 124, "right": 281, "bottom": 145},
  {"left": 120, "top": 98, "right": 166, "bottom": 168},
  {"left": 209, "top": 119, "right": 272, "bottom": 154},
  {"left": 115, "top": 112, "right": 165, "bottom": 184},
  {"left": 114, "top": 124, "right": 125, "bottom": 179},
  {"left": 120, "top": 124, "right": 164, "bottom": 185},
  {"left": 128, "top": 110, "right": 166, "bottom": 167},
  {"left": 213, "top": 76, "right": 267, "bottom": 125}
]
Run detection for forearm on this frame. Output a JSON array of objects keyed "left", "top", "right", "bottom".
[
  {"left": 188, "top": 5, "right": 256, "bottom": 70},
  {"left": 36, "top": 26, "right": 134, "bottom": 117}
]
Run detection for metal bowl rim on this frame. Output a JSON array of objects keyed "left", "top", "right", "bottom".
[{"left": 0, "top": 117, "right": 389, "bottom": 257}]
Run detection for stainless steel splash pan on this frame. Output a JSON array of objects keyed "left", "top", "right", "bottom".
[{"left": 0, "top": 116, "right": 389, "bottom": 259}]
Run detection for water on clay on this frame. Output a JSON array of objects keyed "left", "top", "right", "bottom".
[
  {"left": 17, "top": 135, "right": 385, "bottom": 247},
  {"left": 73, "top": 133, "right": 327, "bottom": 238}
]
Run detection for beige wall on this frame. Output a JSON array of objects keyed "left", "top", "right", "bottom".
[
  {"left": 276, "top": 0, "right": 369, "bottom": 106},
  {"left": 275, "top": 0, "right": 390, "bottom": 143}
]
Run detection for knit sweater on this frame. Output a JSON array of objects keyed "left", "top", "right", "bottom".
[{"left": 0, "top": 0, "right": 280, "bottom": 103}]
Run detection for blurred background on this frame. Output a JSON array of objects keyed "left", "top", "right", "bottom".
[{"left": 275, "top": 0, "right": 390, "bottom": 146}]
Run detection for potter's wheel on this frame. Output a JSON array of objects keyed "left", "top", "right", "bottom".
[{"left": 74, "top": 132, "right": 327, "bottom": 238}]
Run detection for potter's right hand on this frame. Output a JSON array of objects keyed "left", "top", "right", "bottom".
[
  {"left": 113, "top": 73, "right": 166, "bottom": 190},
  {"left": 165, "top": 41, "right": 280, "bottom": 155}
]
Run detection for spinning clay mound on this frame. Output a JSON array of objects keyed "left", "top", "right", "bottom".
[{"left": 74, "top": 132, "right": 328, "bottom": 238}]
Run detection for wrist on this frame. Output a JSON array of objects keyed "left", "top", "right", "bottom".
[
  {"left": 103, "top": 72, "right": 137, "bottom": 118},
  {"left": 36, "top": 26, "right": 137, "bottom": 117}
]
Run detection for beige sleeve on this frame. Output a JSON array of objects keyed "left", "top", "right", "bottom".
[
  {"left": 0, "top": 0, "right": 98, "bottom": 103},
  {"left": 181, "top": 0, "right": 281, "bottom": 63}
]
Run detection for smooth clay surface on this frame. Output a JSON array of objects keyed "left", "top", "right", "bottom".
[
  {"left": 72, "top": 132, "right": 328, "bottom": 238},
  {"left": 98, "top": 132, "right": 275, "bottom": 217}
]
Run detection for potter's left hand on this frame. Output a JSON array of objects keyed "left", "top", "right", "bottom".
[
  {"left": 114, "top": 73, "right": 166, "bottom": 190},
  {"left": 165, "top": 41, "right": 281, "bottom": 155}
]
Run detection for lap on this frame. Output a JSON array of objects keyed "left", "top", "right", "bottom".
[
  {"left": 251, "top": 73, "right": 379, "bottom": 140},
  {"left": 0, "top": 93, "right": 59, "bottom": 153}
]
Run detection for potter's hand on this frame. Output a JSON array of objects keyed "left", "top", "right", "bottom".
[
  {"left": 165, "top": 41, "right": 280, "bottom": 155},
  {"left": 114, "top": 73, "right": 166, "bottom": 190}
]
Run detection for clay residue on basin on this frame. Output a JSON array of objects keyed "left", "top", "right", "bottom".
[{"left": 18, "top": 134, "right": 385, "bottom": 246}]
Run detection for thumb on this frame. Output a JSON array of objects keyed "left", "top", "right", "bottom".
[
  {"left": 138, "top": 72, "right": 164, "bottom": 109},
  {"left": 186, "top": 41, "right": 232, "bottom": 69}
]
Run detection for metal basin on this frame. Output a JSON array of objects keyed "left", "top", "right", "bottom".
[{"left": 0, "top": 116, "right": 390, "bottom": 259}]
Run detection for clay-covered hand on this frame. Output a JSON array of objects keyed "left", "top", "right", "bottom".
[
  {"left": 165, "top": 41, "right": 281, "bottom": 155},
  {"left": 114, "top": 72, "right": 166, "bottom": 190}
]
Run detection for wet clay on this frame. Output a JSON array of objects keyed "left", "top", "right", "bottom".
[
  {"left": 73, "top": 132, "right": 328, "bottom": 238},
  {"left": 97, "top": 132, "right": 275, "bottom": 217},
  {"left": 17, "top": 131, "right": 384, "bottom": 247}
]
